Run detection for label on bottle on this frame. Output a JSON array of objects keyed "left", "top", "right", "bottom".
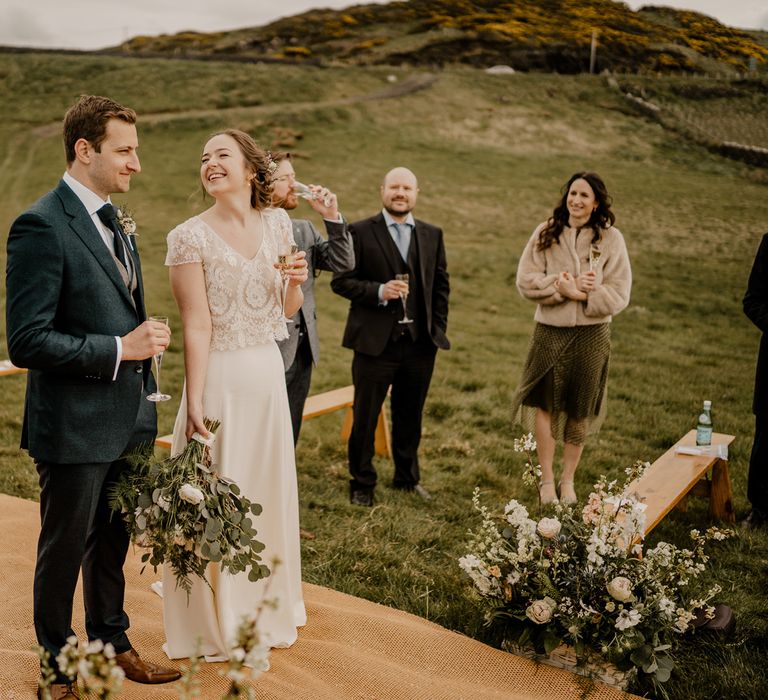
[{"left": 696, "top": 426, "right": 712, "bottom": 446}]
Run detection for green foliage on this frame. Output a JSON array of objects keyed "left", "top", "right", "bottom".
[
  {"left": 0, "top": 53, "right": 767, "bottom": 699},
  {"left": 109, "top": 418, "right": 269, "bottom": 594}
]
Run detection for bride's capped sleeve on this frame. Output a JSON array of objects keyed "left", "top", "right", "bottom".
[{"left": 165, "top": 219, "right": 204, "bottom": 267}]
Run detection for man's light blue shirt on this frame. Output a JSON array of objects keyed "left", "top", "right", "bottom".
[{"left": 378, "top": 209, "right": 415, "bottom": 304}]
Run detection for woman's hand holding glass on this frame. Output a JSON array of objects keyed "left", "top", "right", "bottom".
[
  {"left": 282, "top": 249, "right": 308, "bottom": 288},
  {"left": 274, "top": 247, "right": 308, "bottom": 321}
]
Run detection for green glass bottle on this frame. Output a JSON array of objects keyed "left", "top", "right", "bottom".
[{"left": 696, "top": 400, "right": 713, "bottom": 447}]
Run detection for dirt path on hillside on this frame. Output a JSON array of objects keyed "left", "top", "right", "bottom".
[{"left": 30, "top": 72, "right": 439, "bottom": 139}]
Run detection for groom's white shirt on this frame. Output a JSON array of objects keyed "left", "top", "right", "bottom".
[{"left": 62, "top": 170, "right": 125, "bottom": 380}]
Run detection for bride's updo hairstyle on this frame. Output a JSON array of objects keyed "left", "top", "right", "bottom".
[{"left": 209, "top": 128, "right": 275, "bottom": 210}]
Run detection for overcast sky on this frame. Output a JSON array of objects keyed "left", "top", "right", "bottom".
[{"left": 2, "top": 1, "right": 766, "bottom": 50}]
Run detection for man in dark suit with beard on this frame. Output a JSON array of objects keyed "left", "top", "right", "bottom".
[
  {"left": 331, "top": 167, "right": 450, "bottom": 507},
  {"left": 743, "top": 232, "right": 768, "bottom": 530},
  {"left": 6, "top": 95, "right": 179, "bottom": 698},
  {"left": 270, "top": 153, "right": 354, "bottom": 444}
]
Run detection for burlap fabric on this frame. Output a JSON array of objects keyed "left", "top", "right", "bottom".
[
  {"left": 0, "top": 494, "right": 638, "bottom": 699},
  {"left": 512, "top": 323, "right": 611, "bottom": 445}
]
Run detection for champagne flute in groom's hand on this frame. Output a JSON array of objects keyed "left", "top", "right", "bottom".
[{"left": 146, "top": 316, "right": 171, "bottom": 402}]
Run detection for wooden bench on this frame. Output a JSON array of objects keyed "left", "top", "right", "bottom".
[
  {"left": 0, "top": 360, "right": 27, "bottom": 377},
  {"left": 155, "top": 384, "right": 392, "bottom": 457},
  {"left": 623, "top": 429, "right": 735, "bottom": 538}
]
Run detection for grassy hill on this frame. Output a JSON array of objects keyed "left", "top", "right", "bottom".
[
  {"left": 1, "top": 51, "right": 767, "bottom": 698},
  {"left": 113, "top": 0, "right": 768, "bottom": 75}
]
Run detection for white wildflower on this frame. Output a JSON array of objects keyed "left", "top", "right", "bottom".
[{"left": 615, "top": 608, "right": 642, "bottom": 630}]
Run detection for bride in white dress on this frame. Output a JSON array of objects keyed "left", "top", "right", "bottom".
[{"left": 162, "top": 129, "right": 308, "bottom": 660}]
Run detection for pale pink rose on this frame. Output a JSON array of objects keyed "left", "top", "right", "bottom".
[
  {"left": 526, "top": 597, "right": 556, "bottom": 624},
  {"left": 607, "top": 576, "right": 635, "bottom": 602},
  {"left": 537, "top": 517, "right": 562, "bottom": 539}
]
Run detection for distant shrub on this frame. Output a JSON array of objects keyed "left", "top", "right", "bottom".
[{"left": 283, "top": 46, "right": 312, "bottom": 57}]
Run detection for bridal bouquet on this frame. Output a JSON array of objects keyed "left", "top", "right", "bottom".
[
  {"left": 110, "top": 418, "right": 269, "bottom": 594},
  {"left": 459, "top": 435, "right": 733, "bottom": 691}
]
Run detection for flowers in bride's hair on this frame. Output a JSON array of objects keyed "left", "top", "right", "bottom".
[
  {"left": 116, "top": 206, "right": 137, "bottom": 236},
  {"left": 265, "top": 151, "right": 278, "bottom": 177},
  {"left": 179, "top": 483, "right": 205, "bottom": 505},
  {"left": 109, "top": 418, "right": 270, "bottom": 596},
  {"left": 458, "top": 434, "right": 735, "bottom": 689}
]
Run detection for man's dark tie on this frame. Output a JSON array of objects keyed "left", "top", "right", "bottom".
[{"left": 96, "top": 203, "right": 129, "bottom": 270}]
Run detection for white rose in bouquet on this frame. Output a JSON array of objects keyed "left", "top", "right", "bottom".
[
  {"left": 526, "top": 596, "right": 556, "bottom": 624},
  {"left": 179, "top": 483, "right": 205, "bottom": 505},
  {"left": 607, "top": 576, "right": 635, "bottom": 602},
  {"left": 536, "top": 517, "right": 562, "bottom": 539}
]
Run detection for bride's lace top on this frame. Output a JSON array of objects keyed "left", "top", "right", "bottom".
[{"left": 165, "top": 208, "right": 294, "bottom": 351}]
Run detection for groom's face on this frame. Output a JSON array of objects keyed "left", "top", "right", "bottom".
[{"left": 87, "top": 119, "right": 141, "bottom": 198}]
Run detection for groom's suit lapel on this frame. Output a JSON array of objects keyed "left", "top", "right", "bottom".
[{"left": 55, "top": 180, "right": 138, "bottom": 311}]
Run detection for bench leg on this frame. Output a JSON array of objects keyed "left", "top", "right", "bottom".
[
  {"left": 374, "top": 406, "right": 391, "bottom": 458},
  {"left": 340, "top": 406, "right": 353, "bottom": 443},
  {"left": 709, "top": 459, "right": 735, "bottom": 523}
]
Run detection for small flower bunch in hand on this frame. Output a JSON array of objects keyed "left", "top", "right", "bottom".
[
  {"left": 459, "top": 437, "right": 734, "bottom": 691},
  {"left": 110, "top": 418, "right": 270, "bottom": 595}
]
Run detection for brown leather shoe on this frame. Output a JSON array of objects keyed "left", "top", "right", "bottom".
[
  {"left": 114, "top": 648, "right": 181, "bottom": 684},
  {"left": 38, "top": 683, "right": 78, "bottom": 700}
]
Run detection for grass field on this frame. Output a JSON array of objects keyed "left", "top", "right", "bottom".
[{"left": 1, "top": 52, "right": 767, "bottom": 698}]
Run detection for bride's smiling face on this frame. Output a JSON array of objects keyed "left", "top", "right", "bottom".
[{"left": 200, "top": 133, "right": 252, "bottom": 198}]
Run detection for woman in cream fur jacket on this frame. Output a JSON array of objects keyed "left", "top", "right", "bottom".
[{"left": 512, "top": 172, "right": 631, "bottom": 505}]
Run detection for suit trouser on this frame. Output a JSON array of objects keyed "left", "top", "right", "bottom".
[
  {"left": 35, "top": 458, "right": 133, "bottom": 681},
  {"left": 349, "top": 336, "right": 437, "bottom": 493},
  {"left": 748, "top": 412, "right": 768, "bottom": 516},
  {"left": 285, "top": 332, "right": 314, "bottom": 445}
]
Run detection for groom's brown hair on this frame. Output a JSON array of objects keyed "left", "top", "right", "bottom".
[{"left": 63, "top": 95, "right": 137, "bottom": 164}]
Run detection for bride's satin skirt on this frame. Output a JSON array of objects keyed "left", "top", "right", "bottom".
[{"left": 162, "top": 343, "right": 306, "bottom": 661}]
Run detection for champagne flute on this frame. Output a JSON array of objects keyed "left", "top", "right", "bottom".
[
  {"left": 277, "top": 244, "right": 299, "bottom": 322},
  {"left": 589, "top": 245, "right": 602, "bottom": 272},
  {"left": 395, "top": 273, "right": 413, "bottom": 324},
  {"left": 146, "top": 316, "right": 171, "bottom": 402},
  {"left": 292, "top": 181, "right": 333, "bottom": 208}
]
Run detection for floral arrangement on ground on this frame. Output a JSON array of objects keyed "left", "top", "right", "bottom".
[
  {"left": 109, "top": 418, "right": 270, "bottom": 594},
  {"left": 459, "top": 434, "right": 733, "bottom": 693}
]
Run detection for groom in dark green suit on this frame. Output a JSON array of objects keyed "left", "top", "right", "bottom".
[{"left": 6, "top": 95, "right": 179, "bottom": 699}]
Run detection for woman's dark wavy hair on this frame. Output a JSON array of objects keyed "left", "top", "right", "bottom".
[
  {"left": 203, "top": 129, "right": 273, "bottom": 210},
  {"left": 537, "top": 171, "right": 615, "bottom": 251}
]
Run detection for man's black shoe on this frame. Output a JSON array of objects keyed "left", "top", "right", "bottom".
[
  {"left": 740, "top": 509, "right": 767, "bottom": 530},
  {"left": 350, "top": 489, "right": 374, "bottom": 507}
]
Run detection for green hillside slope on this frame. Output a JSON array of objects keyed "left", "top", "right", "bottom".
[{"left": 115, "top": 0, "right": 768, "bottom": 74}]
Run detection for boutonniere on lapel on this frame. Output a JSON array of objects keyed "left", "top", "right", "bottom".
[{"left": 116, "top": 206, "right": 137, "bottom": 237}]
